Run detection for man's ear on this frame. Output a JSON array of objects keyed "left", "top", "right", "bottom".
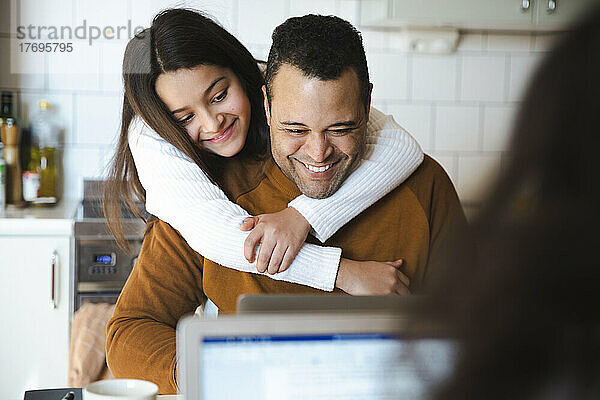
[
  {"left": 365, "top": 83, "right": 373, "bottom": 120},
  {"left": 262, "top": 85, "right": 271, "bottom": 126}
]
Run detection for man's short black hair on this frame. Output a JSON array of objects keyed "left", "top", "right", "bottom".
[{"left": 265, "top": 14, "right": 370, "bottom": 109}]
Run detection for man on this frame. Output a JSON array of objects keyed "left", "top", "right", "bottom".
[{"left": 107, "top": 15, "right": 467, "bottom": 393}]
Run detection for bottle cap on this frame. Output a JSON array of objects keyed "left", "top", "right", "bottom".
[{"left": 38, "top": 100, "right": 50, "bottom": 110}]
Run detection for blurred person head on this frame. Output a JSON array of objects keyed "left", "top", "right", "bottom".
[
  {"left": 104, "top": 8, "right": 269, "bottom": 248},
  {"left": 425, "top": 7, "right": 600, "bottom": 400},
  {"left": 263, "top": 15, "right": 372, "bottom": 198}
]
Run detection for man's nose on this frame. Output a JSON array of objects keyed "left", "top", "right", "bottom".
[
  {"left": 198, "top": 109, "right": 224, "bottom": 135},
  {"left": 304, "top": 132, "right": 333, "bottom": 163}
]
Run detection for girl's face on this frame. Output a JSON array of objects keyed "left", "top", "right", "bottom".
[{"left": 155, "top": 65, "right": 251, "bottom": 157}]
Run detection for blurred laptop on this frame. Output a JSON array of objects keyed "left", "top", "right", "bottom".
[
  {"left": 177, "top": 312, "right": 455, "bottom": 400},
  {"left": 236, "top": 294, "right": 423, "bottom": 314}
]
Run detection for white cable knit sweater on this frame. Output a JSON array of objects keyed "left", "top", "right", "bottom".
[{"left": 128, "top": 107, "right": 423, "bottom": 291}]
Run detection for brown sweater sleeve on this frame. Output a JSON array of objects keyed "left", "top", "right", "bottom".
[
  {"left": 407, "top": 156, "right": 470, "bottom": 291},
  {"left": 106, "top": 218, "right": 205, "bottom": 394},
  {"left": 427, "top": 163, "right": 470, "bottom": 282}
]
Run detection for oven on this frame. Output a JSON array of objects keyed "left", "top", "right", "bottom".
[{"left": 73, "top": 180, "right": 147, "bottom": 314}]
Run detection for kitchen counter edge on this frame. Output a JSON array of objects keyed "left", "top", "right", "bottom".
[{"left": 0, "top": 198, "right": 80, "bottom": 236}]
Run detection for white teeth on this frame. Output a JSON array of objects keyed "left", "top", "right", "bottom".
[{"left": 303, "top": 163, "right": 332, "bottom": 173}]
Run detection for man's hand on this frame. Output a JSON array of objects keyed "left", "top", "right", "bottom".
[
  {"left": 335, "top": 258, "right": 410, "bottom": 295},
  {"left": 240, "top": 207, "right": 311, "bottom": 274}
]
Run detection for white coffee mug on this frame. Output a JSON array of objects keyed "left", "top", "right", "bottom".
[{"left": 83, "top": 379, "right": 158, "bottom": 400}]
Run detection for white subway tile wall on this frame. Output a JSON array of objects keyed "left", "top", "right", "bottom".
[
  {"left": 289, "top": 0, "right": 336, "bottom": 17},
  {"left": 368, "top": 52, "right": 410, "bottom": 100},
  {"left": 460, "top": 55, "right": 506, "bottom": 102},
  {"left": 508, "top": 54, "right": 545, "bottom": 101},
  {"left": 48, "top": 41, "right": 102, "bottom": 91},
  {"left": 0, "top": 37, "right": 46, "bottom": 88},
  {"left": 237, "top": 0, "right": 287, "bottom": 47},
  {"left": 435, "top": 105, "right": 481, "bottom": 152},
  {"left": 75, "top": 0, "right": 129, "bottom": 30},
  {"left": 0, "top": 0, "right": 557, "bottom": 202},
  {"left": 187, "top": 0, "right": 236, "bottom": 32},
  {"left": 337, "top": 0, "right": 360, "bottom": 25},
  {"left": 100, "top": 41, "right": 128, "bottom": 93},
  {"left": 75, "top": 94, "right": 122, "bottom": 146},
  {"left": 411, "top": 55, "right": 457, "bottom": 102},
  {"left": 18, "top": 0, "right": 74, "bottom": 31},
  {"left": 482, "top": 106, "right": 517, "bottom": 152}
]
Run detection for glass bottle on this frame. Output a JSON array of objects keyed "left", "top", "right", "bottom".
[
  {"left": 1, "top": 118, "right": 23, "bottom": 205},
  {"left": 22, "top": 143, "right": 41, "bottom": 204},
  {"left": 24, "top": 100, "right": 60, "bottom": 205},
  {"left": 0, "top": 92, "right": 23, "bottom": 205},
  {"left": 0, "top": 92, "right": 19, "bottom": 126}
]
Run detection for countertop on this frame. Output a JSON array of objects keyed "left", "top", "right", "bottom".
[{"left": 0, "top": 198, "right": 79, "bottom": 235}]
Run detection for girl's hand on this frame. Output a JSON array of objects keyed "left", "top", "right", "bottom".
[
  {"left": 335, "top": 258, "right": 410, "bottom": 295},
  {"left": 240, "top": 207, "right": 311, "bottom": 275}
]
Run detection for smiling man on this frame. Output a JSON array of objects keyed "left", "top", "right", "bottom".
[
  {"left": 248, "top": 15, "right": 466, "bottom": 295},
  {"left": 107, "top": 14, "right": 468, "bottom": 393}
]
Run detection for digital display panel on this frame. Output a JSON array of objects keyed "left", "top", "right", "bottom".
[{"left": 94, "top": 254, "right": 115, "bottom": 265}]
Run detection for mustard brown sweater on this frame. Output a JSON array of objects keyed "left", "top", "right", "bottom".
[{"left": 106, "top": 154, "right": 467, "bottom": 394}]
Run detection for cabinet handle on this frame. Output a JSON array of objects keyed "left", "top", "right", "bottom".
[
  {"left": 547, "top": 0, "right": 557, "bottom": 14},
  {"left": 50, "top": 250, "right": 58, "bottom": 309},
  {"left": 520, "top": 0, "right": 531, "bottom": 12}
]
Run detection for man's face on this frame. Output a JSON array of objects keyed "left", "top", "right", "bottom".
[{"left": 264, "top": 64, "right": 371, "bottom": 199}]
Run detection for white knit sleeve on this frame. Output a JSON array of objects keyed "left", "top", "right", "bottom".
[
  {"left": 288, "top": 107, "right": 424, "bottom": 242},
  {"left": 128, "top": 118, "right": 341, "bottom": 292}
]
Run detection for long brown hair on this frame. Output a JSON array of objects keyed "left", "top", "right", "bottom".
[{"left": 104, "top": 9, "right": 269, "bottom": 249}]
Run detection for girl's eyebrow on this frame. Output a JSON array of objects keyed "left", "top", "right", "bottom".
[
  {"left": 203, "top": 76, "right": 226, "bottom": 96},
  {"left": 170, "top": 76, "right": 226, "bottom": 114}
]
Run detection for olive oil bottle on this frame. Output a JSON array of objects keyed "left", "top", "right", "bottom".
[{"left": 23, "top": 100, "right": 60, "bottom": 205}]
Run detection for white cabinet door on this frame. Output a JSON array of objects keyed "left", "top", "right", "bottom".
[
  {"left": 536, "top": 0, "right": 599, "bottom": 29},
  {"left": 360, "top": 0, "right": 600, "bottom": 30},
  {"left": 390, "top": 0, "right": 534, "bottom": 28},
  {"left": 0, "top": 235, "right": 71, "bottom": 400},
  {"left": 361, "top": 0, "right": 534, "bottom": 29}
]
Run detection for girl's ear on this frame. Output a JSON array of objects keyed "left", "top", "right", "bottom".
[{"left": 262, "top": 85, "right": 271, "bottom": 126}]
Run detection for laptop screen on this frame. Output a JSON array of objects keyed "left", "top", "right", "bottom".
[{"left": 201, "top": 334, "right": 455, "bottom": 399}]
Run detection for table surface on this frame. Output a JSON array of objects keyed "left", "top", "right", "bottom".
[{"left": 157, "top": 396, "right": 182, "bottom": 399}]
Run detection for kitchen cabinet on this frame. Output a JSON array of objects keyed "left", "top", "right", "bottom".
[
  {"left": 360, "top": 0, "right": 598, "bottom": 31},
  {"left": 0, "top": 201, "right": 76, "bottom": 400},
  {"left": 536, "top": 0, "right": 592, "bottom": 29}
]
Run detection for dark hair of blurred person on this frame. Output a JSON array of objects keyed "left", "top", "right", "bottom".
[{"left": 424, "top": 7, "right": 600, "bottom": 400}]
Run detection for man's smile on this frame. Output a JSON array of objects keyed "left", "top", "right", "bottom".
[{"left": 294, "top": 159, "right": 342, "bottom": 177}]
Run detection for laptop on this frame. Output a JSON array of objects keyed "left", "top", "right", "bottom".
[
  {"left": 236, "top": 294, "right": 422, "bottom": 314},
  {"left": 176, "top": 312, "right": 456, "bottom": 400}
]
